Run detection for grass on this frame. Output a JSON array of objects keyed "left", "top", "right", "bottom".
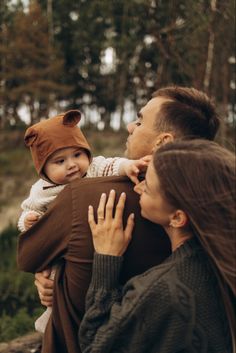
[{"left": 0, "top": 147, "right": 37, "bottom": 211}]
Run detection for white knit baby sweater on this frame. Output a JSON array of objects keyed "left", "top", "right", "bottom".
[{"left": 18, "top": 156, "right": 126, "bottom": 232}]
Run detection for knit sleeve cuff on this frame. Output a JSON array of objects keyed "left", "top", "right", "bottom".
[
  {"left": 113, "top": 158, "right": 129, "bottom": 176},
  {"left": 17, "top": 213, "right": 26, "bottom": 232},
  {"left": 90, "top": 253, "right": 123, "bottom": 290}
]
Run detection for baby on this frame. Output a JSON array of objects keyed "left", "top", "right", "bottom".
[{"left": 18, "top": 109, "right": 148, "bottom": 333}]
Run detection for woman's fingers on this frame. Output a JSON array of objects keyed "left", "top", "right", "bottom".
[
  {"left": 97, "top": 193, "right": 106, "bottom": 222},
  {"left": 105, "top": 189, "right": 115, "bottom": 219},
  {"left": 89, "top": 190, "right": 128, "bottom": 228},
  {"left": 114, "top": 192, "right": 126, "bottom": 223},
  {"left": 87, "top": 191, "right": 135, "bottom": 256},
  {"left": 88, "top": 205, "right": 96, "bottom": 232},
  {"left": 124, "top": 213, "right": 135, "bottom": 243}
]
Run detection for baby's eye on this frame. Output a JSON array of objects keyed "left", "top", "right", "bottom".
[
  {"left": 56, "top": 159, "right": 64, "bottom": 165},
  {"left": 75, "top": 152, "right": 81, "bottom": 158},
  {"left": 135, "top": 121, "right": 141, "bottom": 126}
]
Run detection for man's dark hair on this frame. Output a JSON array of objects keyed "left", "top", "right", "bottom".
[{"left": 152, "top": 86, "right": 220, "bottom": 140}]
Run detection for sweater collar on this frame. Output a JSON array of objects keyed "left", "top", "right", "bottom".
[{"left": 166, "top": 237, "right": 202, "bottom": 263}]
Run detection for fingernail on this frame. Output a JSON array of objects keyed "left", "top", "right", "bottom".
[
  {"left": 110, "top": 189, "right": 115, "bottom": 193},
  {"left": 121, "top": 192, "right": 126, "bottom": 197}
]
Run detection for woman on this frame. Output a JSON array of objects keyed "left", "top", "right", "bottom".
[{"left": 79, "top": 140, "right": 235, "bottom": 353}]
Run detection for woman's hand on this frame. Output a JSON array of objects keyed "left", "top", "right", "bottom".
[{"left": 88, "top": 190, "right": 135, "bottom": 256}]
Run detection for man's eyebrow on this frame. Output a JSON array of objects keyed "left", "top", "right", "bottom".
[{"left": 137, "top": 111, "right": 143, "bottom": 119}]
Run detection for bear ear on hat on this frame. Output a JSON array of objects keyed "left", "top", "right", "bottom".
[
  {"left": 24, "top": 129, "right": 38, "bottom": 147},
  {"left": 63, "top": 110, "right": 81, "bottom": 126}
]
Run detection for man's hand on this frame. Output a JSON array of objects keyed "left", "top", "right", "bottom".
[
  {"left": 34, "top": 269, "right": 54, "bottom": 307},
  {"left": 120, "top": 155, "right": 151, "bottom": 184},
  {"left": 24, "top": 212, "right": 40, "bottom": 230}
]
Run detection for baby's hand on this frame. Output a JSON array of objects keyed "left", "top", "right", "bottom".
[
  {"left": 24, "top": 212, "right": 40, "bottom": 230},
  {"left": 123, "top": 155, "right": 152, "bottom": 184}
]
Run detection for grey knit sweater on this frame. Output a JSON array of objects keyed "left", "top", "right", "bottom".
[{"left": 79, "top": 238, "right": 232, "bottom": 353}]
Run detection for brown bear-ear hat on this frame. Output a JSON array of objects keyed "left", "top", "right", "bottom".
[{"left": 24, "top": 110, "right": 92, "bottom": 181}]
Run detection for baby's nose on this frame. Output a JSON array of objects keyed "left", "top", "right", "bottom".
[{"left": 68, "top": 159, "right": 77, "bottom": 168}]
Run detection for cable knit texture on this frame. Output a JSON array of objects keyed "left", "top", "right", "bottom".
[
  {"left": 18, "top": 156, "right": 127, "bottom": 232},
  {"left": 79, "top": 238, "right": 232, "bottom": 353}
]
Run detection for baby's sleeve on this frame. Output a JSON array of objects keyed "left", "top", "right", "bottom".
[
  {"left": 17, "top": 210, "right": 43, "bottom": 232},
  {"left": 17, "top": 179, "right": 46, "bottom": 232},
  {"left": 87, "top": 156, "right": 128, "bottom": 177}
]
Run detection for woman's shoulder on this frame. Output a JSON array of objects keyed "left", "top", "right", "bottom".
[
  {"left": 121, "top": 259, "right": 196, "bottom": 330},
  {"left": 128, "top": 241, "right": 211, "bottom": 304},
  {"left": 124, "top": 259, "right": 180, "bottom": 303}
]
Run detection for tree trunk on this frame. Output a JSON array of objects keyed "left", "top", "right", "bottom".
[
  {"left": 101, "top": 110, "right": 111, "bottom": 130},
  {"left": 116, "top": 2, "right": 129, "bottom": 129},
  {"left": 217, "top": 62, "right": 229, "bottom": 147},
  {"left": 203, "top": 0, "right": 217, "bottom": 93},
  {"left": 0, "top": 23, "right": 7, "bottom": 129},
  {"left": 117, "top": 68, "right": 127, "bottom": 129},
  {"left": 47, "top": 0, "right": 54, "bottom": 46}
]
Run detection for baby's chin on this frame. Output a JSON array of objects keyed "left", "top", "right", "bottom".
[{"left": 67, "top": 173, "right": 82, "bottom": 183}]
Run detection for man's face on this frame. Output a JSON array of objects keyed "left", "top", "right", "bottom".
[{"left": 125, "top": 97, "right": 169, "bottom": 159}]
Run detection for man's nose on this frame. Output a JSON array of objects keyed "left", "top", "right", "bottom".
[
  {"left": 134, "top": 180, "right": 145, "bottom": 195},
  {"left": 127, "top": 121, "right": 136, "bottom": 134}
]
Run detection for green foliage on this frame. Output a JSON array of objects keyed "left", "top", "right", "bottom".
[
  {"left": 0, "top": 1, "right": 70, "bottom": 125},
  {"left": 0, "top": 225, "right": 43, "bottom": 342},
  {"left": 0, "top": 308, "right": 43, "bottom": 342},
  {"left": 0, "top": 141, "right": 37, "bottom": 212},
  {"left": 84, "top": 127, "right": 127, "bottom": 156},
  {"left": 1, "top": 0, "right": 234, "bottom": 133}
]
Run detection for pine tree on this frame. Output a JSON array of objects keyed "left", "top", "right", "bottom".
[{"left": 0, "top": 1, "right": 70, "bottom": 126}]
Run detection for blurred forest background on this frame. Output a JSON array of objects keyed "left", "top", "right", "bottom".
[{"left": 0, "top": 0, "right": 235, "bottom": 344}]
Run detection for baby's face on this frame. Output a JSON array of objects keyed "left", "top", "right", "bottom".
[{"left": 44, "top": 147, "right": 90, "bottom": 184}]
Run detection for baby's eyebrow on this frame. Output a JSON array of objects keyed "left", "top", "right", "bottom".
[{"left": 51, "top": 156, "right": 65, "bottom": 161}]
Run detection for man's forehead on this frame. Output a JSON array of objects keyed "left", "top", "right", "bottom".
[
  {"left": 146, "top": 96, "right": 169, "bottom": 109},
  {"left": 140, "top": 96, "right": 172, "bottom": 118},
  {"left": 138, "top": 97, "right": 163, "bottom": 119}
]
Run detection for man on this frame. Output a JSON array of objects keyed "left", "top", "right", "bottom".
[{"left": 18, "top": 86, "right": 220, "bottom": 353}]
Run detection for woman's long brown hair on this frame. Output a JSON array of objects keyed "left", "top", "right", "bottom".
[{"left": 153, "top": 139, "right": 236, "bottom": 351}]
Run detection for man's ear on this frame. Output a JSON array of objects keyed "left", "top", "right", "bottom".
[
  {"left": 152, "top": 133, "right": 174, "bottom": 152},
  {"left": 169, "top": 210, "right": 188, "bottom": 228}
]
